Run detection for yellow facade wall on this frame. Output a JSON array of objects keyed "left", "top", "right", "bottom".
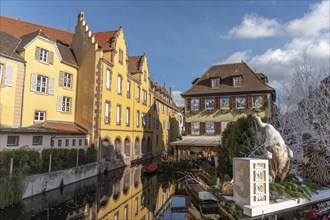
[
  {"left": 0, "top": 57, "right": 25, "bottom": 127},
  {"left": 20, "top": 37, "right": 77, "bottom": 126}
]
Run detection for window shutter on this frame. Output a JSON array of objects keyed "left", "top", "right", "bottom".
[
  {"left": 57, "top": 95, "right": 63, "bottom": 112},
  {"left": 48, "top": 51, "right": 54, "bottom": 65},
  {"left": 4, "top": 65, "right": 13, "bottom": 86},
  {"left": 30, "top": 73, "right": 37, "bottom": 91},
  {"left": 59, "top": 71, "right": 64, "bottom": 87},
  {"left": 200, "top": 122, "right": 205, "bottom": 135},
  {"left": 215, "top": 122, "right": 221, "bottom": 135},
  {"left": 48, "top": 78, "right": 55, "bottom": 95},
  {"left": 35, "top": 47, "right": 40, "bottom": 60},
  {"left": 201, "top": 98, "right": 205, "bottom": 111},
  {"left": 186, "top": 122, "right": 191, "bottom": 135},
  {"left": 215, "top": 97, "right": 220, "bottom": 109},
  {"left": 231, "top": 96, "right": 236, "bottom": 110},
  {"left": 247, "top": 96, "right": 252, "bottom": 109},
  {"left": 186, "top": 98, "right": 191, "bottom": 111},
  {"left": 263, "top": 94, "right": 268, "bottom": 108}
]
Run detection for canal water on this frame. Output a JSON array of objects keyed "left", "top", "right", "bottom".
[{"left": 0, "top": 163, "right": 194, "bottom": 220}]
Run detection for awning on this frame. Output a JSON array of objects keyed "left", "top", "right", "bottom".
[{"left": 170, "top": 136, "right": 221, "bottom": 147}]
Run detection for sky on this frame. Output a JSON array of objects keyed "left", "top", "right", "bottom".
[{"left": 1, "top": 0, "right": 329, "bottom": 107}]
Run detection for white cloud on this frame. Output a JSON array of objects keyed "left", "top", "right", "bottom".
[
  {"left": 171, "top": 90, "right": 185, "bottom": 107},
  {"left": 222, "top": 1, "right": 330, "bottom": 93},
  {"left": 286, "top": 1, "right": 330, "bottom": 37},
  {"left": 228, "top": 14, "right": 282, "bottom": 38},
  {"left": 228, "top": 1, "right": 330, "bottom": 39}
]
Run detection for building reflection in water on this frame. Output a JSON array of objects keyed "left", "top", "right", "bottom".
[{"left": 73, "top": 164, "right": 176, "bottom": 220}]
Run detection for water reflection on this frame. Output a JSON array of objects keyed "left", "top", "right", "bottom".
[{"left": 0, "top": 163, "right": 182, "bottom": 220}]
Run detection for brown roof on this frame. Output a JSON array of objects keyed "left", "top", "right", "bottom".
[
  {"left": 0, "top": 16, "right": 116, "bottom": 51},
  {"left": 28, "top": 121, "right": 87, "bottom": 134},
  {"left": 94, "top": 31, "right": 116, "bottom": 52},
  {"left": 57, "top": 43, "right": 78, "bottom": 68},
  {"left": 128, "top": 55, "right": 143, "bottom": 73},
  {"left": 0, "top": 16, "right": 73, "bottom": 45},
  {"left": 181, "top": 62, "right": 275, "bottom": 97},
  {"left": 17, "top": 30, "right": 51, "bottom": 51},
  {"left": 0, "top": 31, "right": 25, "bottom": 62}
]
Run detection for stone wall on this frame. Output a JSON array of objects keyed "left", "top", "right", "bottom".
[{"left": 22, "top": 162, "right": 98, "bottom": 199}]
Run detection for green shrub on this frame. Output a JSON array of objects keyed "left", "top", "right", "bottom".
[{"left": 86, "top": 145, "right": 97, "bottom": 163}]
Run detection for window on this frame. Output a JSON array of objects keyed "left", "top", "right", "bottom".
[
  {"left": 72, "top": 139, "right": 76, "bottom": 146},
  {"left": 135, "top": 197, "right": 139, "bottom": 215},
  {"left": 31, "top": 73, "right": 54, "bottom": 94},
  {"left": 85, "top": 139, "right": 88, "bottom": 146},
  {"left": 35, "top": 47, "right": 53, "bottom": 64},
  {"left": 205, "top": 98, "right": 215, "bottom": 110},
  {"left": 136, "top": 111, "right": 140, "bottom": 127},
  {"left": 32, "top": 136, "right": 43, "bottom": 145},
  {"left": 142, "top": 90, "right": 147, "bottom": 105},
  {"left": 191, "top": 98, "right": 200, "bottom": 111},
  {"left": 58, "top": 139, "right": 62, "bottom": 147},
  {"left": 106, "top": 69, "right": 112, "bottom": 90},
  {"left": 117, "top": 75, "right": 122, "bottom": 94},
  {"left": 144, "top": 70, "right": 147, "bottom": 82},
  {"left": 7, "top": 136, "right": 19, "bottom": 146},
  {"left": 50, "top": 139, "right": 54, "bottom": 147},
  {"left": 126, "top": 107, "right": 130, "bottom": 126},
  {"left": 156, "top": 119, "right": 159, "bottom": 129},
  {"left": 114, "top": 138, "right": 121, "bottom": 159},
  {"left": 149, "top": 93, "right": 151, "bottom": 106},
  {"left": 4, "top": 65, "right": 13, "bottom": 86},
  {"left": 253, "top": 95, "right": 263, "bottom": 109},
  {"left": 206, "top": 122, "right": 215, "bottom": 135},
  {"left": 233, "top": 76, "right": 242, "bottom": 87},
  {"left": 141, "top": 195, "right": 145, "bottom": 210},
  {"left": 124, "top": 205, "right": 128, "bottom": 220},
  {"left": 211, "top": 78, "right": 220, "bottom": 88},
  {"left": 114, "top": 212, "right": 119, "bottom": 220},
  {"left": 220, "top": 97, "right": 230, "bottom": 110},
  {"left": 142, "top": 113, "right": 146, "bottom": 128},
  {"left": 119, "top": 49, "right": 124, "bottom": 64},
  {"left": 34, "top": 111, "right": 46, "bottom": 123},
  {"left": 105, "top": 101, "right": 110, "bottom": 124},
  {"left": 78, "top": 139, "right": 82, "bottom": 146},
  {"left": 127, "top": 80, "right": 131, "bottom": 98},
  {"left": 155, "top": 101, "right": 159, "bottom": 112},
  {"left": 191, "top": 122, "right": 200, "bottom": 135},
  {"left": 65, "top": 139, "right": 69, "bottom": 147},
  {"left": 236, "top": 96, "right": 247, "bottom": 109},
  {"left": 136, "top": 86, "right": 140, "bottom": 102},
  {"left": 148, "top": 114, "right": 151, "bottom": 129},
  {"left": 116, "top": 105, "right": 121, "bottom": 125},
  {"left": 162, "top": 104, "right": 165, "bottom": 114},
  {"left": 59, "top": 71, "right": 73, "bottom": 88},
  {"left": 124, "top": 138, "right": 130, "bottom": 157},
  {"left": 37, "top": 75, "right": 48, "bottom": 93},
  {"left": 57, "top": 96, "right": 72, "bottom": 113}
]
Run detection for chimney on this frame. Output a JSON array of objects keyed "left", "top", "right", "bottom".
[
  {"left": 78, "top": 11, "right": 85, "bottom": 21},
  {"left": 169, "top": 87, "right": 172, "bottom": 97}
]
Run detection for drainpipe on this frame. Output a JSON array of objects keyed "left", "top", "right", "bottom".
[{"left": 20, "top": 62, "right": 27, "bottom": 127}]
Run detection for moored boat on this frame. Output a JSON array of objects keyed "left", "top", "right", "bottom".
[{"left": 143, "top": 163, "right": 158, "bottom": 174}]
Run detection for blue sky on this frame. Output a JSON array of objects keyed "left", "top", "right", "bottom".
[{"left": 1, "top": 1, "right": 329, "bottom": 106}]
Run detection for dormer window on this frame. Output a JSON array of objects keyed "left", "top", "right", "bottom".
[
  {"left": 40, "top": 48, "right": 48, "bottom": 62},
  {"left": 233, "top": 76, "right": 242, "bottom": 87},
  {"left": 211, "top": 78, "right": 220, "bottom": 88},
  {"left": 35, "top": 47, "right": 53, "bottom": 64}
]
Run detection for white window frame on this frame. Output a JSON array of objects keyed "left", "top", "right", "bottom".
[
  {"left": 106, "top": 69, "right": 112, "bottom": 90},
  {"left": 34, "top": 111, "right": 46, "bottom": 123},
  {"left": 136, "top": 111, "right": 140, "bottom": 127},
  {"left": 126, "top": 107, "right": 130, "bottom": 126},
  {"left": 233, "top": 76, "right": 242, "bottom": 87},
  {"left": 116, "top": 104, "right": 121, "bottom": 125},
  {"left": 7, "top": 136, "right": 19, "bottom": 146},
  {"left": 63, "top": 72, "right": 73, "bottom": 88},
  {"left": 105, "top": 101, "right": 110, "bottom": 124},
  {"left": 57, "top": 96, "right": 72, "bottom": 113},
  {"left": 117, "top": 75, "right": 122, "bottom": 94},
  {"left": 191, "top": 98, "right": 200, "bottom": 111},
  {"left": 40, "top": 48, "right": 49, "bottom": 62},
  {"left": 32, "top": 136, "right": 43, "bottom": 145},
  {"left": 211, "top": 78, "right": 220, "bottom": 88},
  {"left": 205, "top": 98, "right": 215, "bottom": 110},
  {"left": 142, "top": 90, "right": 147, "bottom": 105},
  {"left": 37, "top": 75, "right": 48, "bottom": 93},
  {"left": 136, "top": 86, "right": 140, "bottom": 102},
  {"left": 205, "top": 122, "right": 215, "bottom": 135},
  {"left": 127, "top": 80, "right": 131, "bottom": 98},
  {"left": 142, "top": 113, "right": 146, "bottom": 128},
  {"left": 119, "top": 49, "right": 124, "bottom": 64},
  {"left": 0, "top": 64, "right": 3, "bottom": 84},
  {"left": 191, "top": 122, "right": 200, "bottom": 135},
  {"left": 236, "top": 96, "right": 247, "bottom": 109}
]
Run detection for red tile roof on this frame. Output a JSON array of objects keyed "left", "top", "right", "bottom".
[
  {"left": 94, "top": 31, "right": 116, "bottom": 52},
  {"left": 0, "top": 16, "right": 73, "bottom": 45},
  {"left": 128, "top": 55, "right": 143, "bottom": 73},
  {"left": 28, "top": 121, "right": 88, "bottom": 134},
  {"left": 0, "top": 16, "right": 116, "bottom": 51}
]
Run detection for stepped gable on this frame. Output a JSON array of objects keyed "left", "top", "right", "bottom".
[
  {"left": 94, "top": 31, "right": 116, "bottom": 52},
  {"left": 0, "top": 30, "right": 24, "bottom": 62},
  {"left": 181, "top": 61, "right": 275, "bottom": 97}
]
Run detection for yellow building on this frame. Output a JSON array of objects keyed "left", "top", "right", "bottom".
[
  {"left": 0, "top": 31, "right": 25, "bottom": 127},
  {"left": 0, "top": 12, "right": 180, "bottom": 166}
]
